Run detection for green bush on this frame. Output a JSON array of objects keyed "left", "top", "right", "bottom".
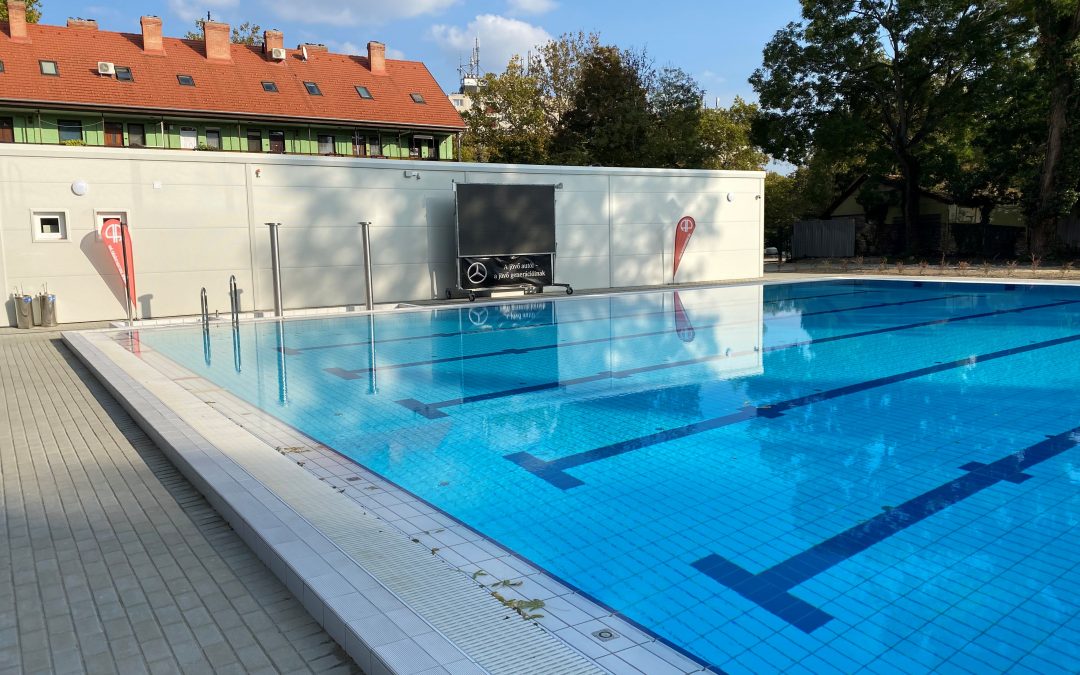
[
  {"left": 195, "top": 143, "right": 222, "bottom": 151},
  {"left": 61, "top": 139, "right": 86, "bottom": 146}
]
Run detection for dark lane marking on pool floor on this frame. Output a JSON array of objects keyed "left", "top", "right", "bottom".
[
  {"left": 692, "top": 426, "right": 1079, "bottom": 633},
  {"left": 394, "top": 299, "right": 1078, "bottom": 421},
  {"left": 327, "top": 293, "right": 972, "bottom": 379},
  {"left": 505, "top": 326, "right": 1080, "bottom": 489},
  {"left": 295, "top": 288, "right": 883, "bottom": 357}
]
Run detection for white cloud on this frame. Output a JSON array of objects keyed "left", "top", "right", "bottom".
[
  {"left": 430, "top": 14, "right": 551, "bottom": 73},
  {"left": 168, "top": 0, "right": 237, "bottom": 23},
  {"left": 267, "top": 0, "right": 458, "bottom": 26},
  {"left": 507, "top": 0, "right": 557, "bottom": 15},
  {"left": 387, "top": 47, "right": 406, "bottom": 59}
]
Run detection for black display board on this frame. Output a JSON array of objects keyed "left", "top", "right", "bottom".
[{"left": 456, "top": 183, "right": 556, "bottom": 256}]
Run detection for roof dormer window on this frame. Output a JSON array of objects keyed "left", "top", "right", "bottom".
[
  {"left": 410, "top": 93, "right": 425, "bottom": 104},
  {"left": 261, "top": 81, "right": 278, "bottom": 93},
  {"left": 177, "top": 74, "right": 195, "bottom": 86},
  {"left": 40, "top": 60, "right": 59, "bottom": 76},
  {"left": 304, "top": 81, "right": 322, "bottom": 96},
  {"left": 115, "top": 67, "right": 133, "bottom": 82},
  {"left": 355, "top": 86, "right": 373, "bottom": 99}
]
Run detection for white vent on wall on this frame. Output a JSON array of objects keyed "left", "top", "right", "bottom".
[
  {"left": 97, "top": 61, "right": 115, "bottom": 76},
  {"left": 271, "top": 47, "right": 286, "bottom": 60}
]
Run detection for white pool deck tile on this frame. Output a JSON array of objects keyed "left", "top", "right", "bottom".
[{"left": 64, "top": 326, "right": 719, "bottom": 674}]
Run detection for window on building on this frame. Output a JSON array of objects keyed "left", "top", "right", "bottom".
[
  {"left": 304, "top": 81, "right": 322, "bottom": 96},
  {"left": 269, "top": 130, "right": 285, "bottom": 154},
  {"left": 0, "top": 117, "right": 13, "bottom": 143},
  {"left": 0, "top": 60, "right": 5, "bottom": 73},
  {"left": 40, "top": 60, "right": 58, "bottom": 76},
  {"left": 104, "top": 122, "right": 124, "bottom": 147},
  {"left": 247, "top": 129, "right": 262, "bottom": 152},
  {"left": 261, "top": 81, "right": 278, "bottom": 93},
  {"left": 177, "top": 74, "right": 195, "bottom": 86},
  {"left": 410, "top": 135, "right": 435, "bottom": 160},
  {"left": 127, "top": 123, "right": 146, "bottom": 147},
  {"left": 369, "top": 134, "right": 382, "bottom": 157},
  {"left": 352, "top": 132, "right": 367, "bottom": 157},
  {"left": 410, "top": 93, "right": 425, "bottom": 104},
  {"left": 115, "top": 66, "right": 133, "bottom": 82},
  {"left": 33, "top": 211, "right": 68, "bottom": 241},
  {"left": 355, "top": 86, "right": 373, "bottom": 99},
  {"left": 58, "top": 120, "right": 82, "bottom": 143},
  {"left": 205, "top": 129, "right": 221, "bottom": 149},
  {"left": 317, "top": 134, "right": 334, "bottom": 155}
]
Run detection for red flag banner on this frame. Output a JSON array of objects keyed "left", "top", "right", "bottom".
[
  {"left": 673, "top": 215, "right": 696, "bottom": 280},
  {"left": 100, "top": 218, "right": 137, "bottom": 309}
]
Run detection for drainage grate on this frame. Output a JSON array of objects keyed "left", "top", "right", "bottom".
[{"left": 592, "top": 629, "right": 619, "bottom": 642}]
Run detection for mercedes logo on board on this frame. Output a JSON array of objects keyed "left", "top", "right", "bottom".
[{"left": 467, "top": 261, "right": 488, "bottom": 285}]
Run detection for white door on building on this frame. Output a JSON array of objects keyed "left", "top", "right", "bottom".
[{"left": 179, "top": 127, "right": 197, "bottom": 150}]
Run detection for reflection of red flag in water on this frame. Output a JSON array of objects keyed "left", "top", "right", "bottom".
[
  {"left": 100, "top": 218, "right": 137, "bottom": 309},
  {"left": 673, "top": 215, "right": 696, "bottom": 280},
  {"left": 673, "top": 291, "right": 696, "bottom": 343}
]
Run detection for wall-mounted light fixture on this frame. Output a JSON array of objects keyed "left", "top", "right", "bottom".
[
  {"left": 726, "top": 192, "right": 735, "bottom": 202},
  {"left": 71, "top": 180, "right": 89, "bottom": 196}
]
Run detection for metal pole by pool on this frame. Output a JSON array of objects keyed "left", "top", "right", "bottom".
[
  {"left": 359, "top": 221, "right": 374, "bottom": 311},
  {"left": 267, "top": 222, "right": 283, "bottom": 317}
]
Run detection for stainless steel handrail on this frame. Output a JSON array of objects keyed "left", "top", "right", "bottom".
[
  {"left": 200, "top": 287, "right": 209, "bottom": 326},
  {"left": 267, "top": 223, "right": 283, "bottom": 317},
  {"left": 228, "top": 274, "right": 239, "bottom": 326},
  {"left": 359, "top": 221, "right": 373, "bottom": 311}
]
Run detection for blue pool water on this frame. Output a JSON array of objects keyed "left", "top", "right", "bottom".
[{"left": 137, "top": 280, "right": 1080, "bottom": 673}]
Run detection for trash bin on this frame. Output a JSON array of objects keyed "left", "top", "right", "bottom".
[
  {"left": 37, "top": 293, "right": 57, "bottom": 327},
  {"left": 15, "top": 294, "right": 33, "bottom": 329}
]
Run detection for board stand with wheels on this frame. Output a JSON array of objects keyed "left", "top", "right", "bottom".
[{"left": 446, "top": 182, "right": 574, "bottom": 302}]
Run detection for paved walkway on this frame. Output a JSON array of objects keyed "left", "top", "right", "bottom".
[{"left": 0, "top": 330, "right": 360, "bottom": 674}]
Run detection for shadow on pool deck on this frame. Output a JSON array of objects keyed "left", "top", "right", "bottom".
[{"left": 0, "top": 332, "right": 360, "bottom": 674}]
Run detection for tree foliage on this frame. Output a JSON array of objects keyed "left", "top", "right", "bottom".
[
  {"left": 752, "top": 0, "right": 1025, "bottom": 254},
  {"left": 699, "top": 98, "right": 767, "bottom": 171},
  {"left": 462, "top": 56, "right": 548, "bottom": 164},
  {"left": 0, "top": 0, "right": 41, "bottom": 22}
]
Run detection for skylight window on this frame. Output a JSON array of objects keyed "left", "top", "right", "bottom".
[
  {"left": 40, "top": 60, "right": 58, "bottom": 76},
  {"left": 177, "top": 74, "right": 195, "bottom": 86},
  {"left": 261, "top": 81, "right": 278, "bottom": 93},
  {"left": 115, "top": 66, "right": 133, "bottom": 82},
  {"left": 355, "top": 86, "right": 373, "bottom": 99},
  {"left": 304, "top": 81, "right": 322, "bottom": 96},
  {"left": 410, "top": 92, "right": 425, "bottom": 104}
]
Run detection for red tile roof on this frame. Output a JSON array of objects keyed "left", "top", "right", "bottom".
[{"left": 0, "top": 22, "right": 465, "bottom": 131}]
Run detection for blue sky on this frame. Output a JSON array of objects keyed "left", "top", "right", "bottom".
[{"left": 41, "top": 0, "right": 804, "bottom": 105}]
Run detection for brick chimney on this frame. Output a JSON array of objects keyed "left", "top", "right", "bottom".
[
  {"left": 6, "top": 0, "right": 29, "bottom": 43},
  {"left": 367, "top": 41, "right": 386, "bottom": 75},
  {"left": 263, "top": 29, "right": 282, "bottom": 56},
  {"left": 66, "top": 18, "right": 99, "bottom": 30},
  {"left": 203, "top": 20, "right": 231, "bottom": 62},
  {"left": 140, "top": 16, "right": 164, "bottom": 55}
]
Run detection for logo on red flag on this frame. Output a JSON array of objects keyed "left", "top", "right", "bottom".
[
  {"left": 100, "top": 218, "right": 137, "bottom": 309},
  {"left": 673, "top": 215, "right": 696, "bottom": 280}
]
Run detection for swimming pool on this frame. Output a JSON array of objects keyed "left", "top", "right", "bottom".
[{"left": 137, "top": 280, "right": 1080, "bottom": 673}]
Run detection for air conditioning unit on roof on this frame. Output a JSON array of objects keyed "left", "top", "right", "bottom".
[
  {"left": 271, "top": 47, "right": 286, "bottom": 61},
  {"left": 97, "top": 61, "right": 115, "bottom": 76}
]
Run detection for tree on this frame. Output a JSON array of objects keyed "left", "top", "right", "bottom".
[
  {"left": 0, "top": 0, "right": 40, "bottom": 22},
  {"left": 1017, "top": 0, "right": 1080, "bottom": 255},
  {"left": 461, "top": 56, "right": 548, "bottom": 164},
  {"left": 528, "top": 32, "right": 602, "bottom": 136},
  {"left": 647, "top": 67, "right": 708, "bottom": 169},
  {"left": 550, "top": 46, "right": 652, "bottom": 167},
  {"left": 752, "top": 1, "right": 1023, "bottom": 254},
  {"left": 185, "top": 20, "right": 263, "bottom": 45},
  {"left": 699, "top": 98, "right": 767, "bottom": 171}
]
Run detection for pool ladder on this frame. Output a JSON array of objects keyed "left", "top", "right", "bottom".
[{"left": 199, "top": 279, "right": 243, "bottom": 372}]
